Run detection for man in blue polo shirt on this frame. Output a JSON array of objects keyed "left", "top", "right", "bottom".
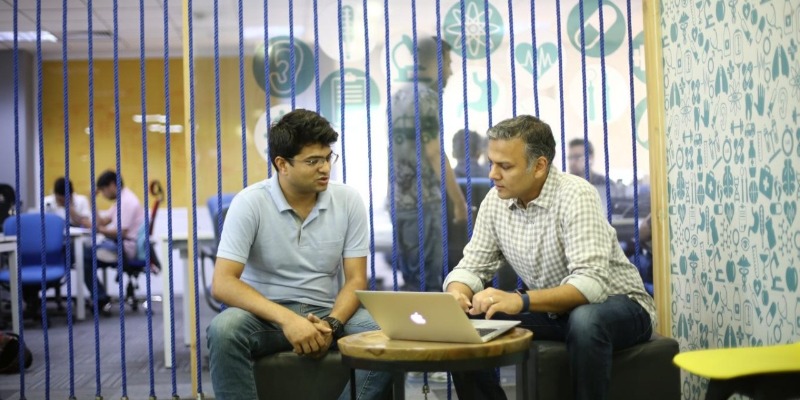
[{"left": 206, "top": 109, "right": 391, "bottom": 400}]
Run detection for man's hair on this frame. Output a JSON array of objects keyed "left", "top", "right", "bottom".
[
  {"left": 53, "top": 177, "right": 72, "bottom": 196},
  {"left": 452, "top": 129, "right": 483, "bottom": 160},
  {"left": 486, "top": 115, "right": 556, "bottom": 168},
  {"left": 268, "top": 109, "right": 338, "bottom": 168},
  {"left": 97, "top": 170, "right": 123, "bottom": 189},
  {"left": 417, "top": 36, "right": 451, "bottom": 70},
  {"left": 568, "top": 138, "right": 594, "bottom": 156}
]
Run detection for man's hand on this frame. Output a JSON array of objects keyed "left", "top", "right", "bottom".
[
  {"left": 447, "top": 290, "right": 472, "bottom": 312},
  {"left": 282, "top": 314, "right": 330, "bottom": 356},
  {"left": 304, "top": 314, "right": 334, "bottom": 359},
  {"left": 469, "top": 288, "right": 523, "bottom": 319},
  {"left": 452, "top": 201, "right": 468, "bottom": 224}
]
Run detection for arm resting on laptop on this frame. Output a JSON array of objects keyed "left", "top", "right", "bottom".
[{"left": 211, "top": 257, "right": 331, "bottom": 355}]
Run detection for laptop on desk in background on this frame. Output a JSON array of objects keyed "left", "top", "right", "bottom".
[{"left": 355, "top": 290, "right": 520, "bottom": 344}]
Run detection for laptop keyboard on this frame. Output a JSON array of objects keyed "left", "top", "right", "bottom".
[{"left": 476, "top": 328, "right": 498, "bottom": 337}]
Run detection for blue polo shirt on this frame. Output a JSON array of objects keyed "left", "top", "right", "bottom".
[{"left": 216, "top": 175, "right": 369, "bottom": 307}]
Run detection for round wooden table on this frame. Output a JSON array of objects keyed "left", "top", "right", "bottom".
[{"left": 337, "top": 328, "right": 533, "bottom": 400}]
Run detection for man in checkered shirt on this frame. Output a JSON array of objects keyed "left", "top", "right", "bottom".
[{"left": 443, "top": 115, "right": 656, "bottom": 400}]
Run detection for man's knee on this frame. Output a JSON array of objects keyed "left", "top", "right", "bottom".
[
  {"left": 207, "top": 308, "right": 254, "bottom": 347},
  {"left": 566, "top": 304, "right": 609, "bottom": 346},
  {"left": 342, "top": 308, "right": 379, "bottom": 335}
]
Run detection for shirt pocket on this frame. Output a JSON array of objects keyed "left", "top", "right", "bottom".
[{"left": 314, "top": 237, "right": 345, "bottom": 274}]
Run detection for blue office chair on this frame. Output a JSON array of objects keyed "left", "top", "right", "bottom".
[
  {"left": 0, "top": 213, "right": 68, "bottom": 317},
  {"left": 200, "top": 193, "right": 236, "bottom": 312}
]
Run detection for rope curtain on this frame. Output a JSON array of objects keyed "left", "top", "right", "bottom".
[{"left": 4, "top": 0, "right": 647, "bottom": 398}]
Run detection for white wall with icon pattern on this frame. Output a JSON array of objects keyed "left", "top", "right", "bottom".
[{"left": 661, "top": 0, "right": 800, "bottom": 398}]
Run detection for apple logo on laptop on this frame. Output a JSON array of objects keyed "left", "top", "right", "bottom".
[{"left": 410, "top": 312, "right": 427, "bottom": 325}]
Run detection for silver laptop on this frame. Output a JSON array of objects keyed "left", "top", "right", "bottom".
[{"left": 356, "top": 290, "right": 520, "bottom": 344}]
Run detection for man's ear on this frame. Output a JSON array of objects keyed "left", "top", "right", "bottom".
[
  {"left": 533, "top": 157, "right": 549, "bottom": 178},
  {"left": 275, "top": 158, "right": 290, "bottom": 174}
]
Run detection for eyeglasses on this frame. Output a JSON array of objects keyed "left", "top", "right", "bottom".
[{"left": 286, "top": 152, "right": 339, "bottom": 168}]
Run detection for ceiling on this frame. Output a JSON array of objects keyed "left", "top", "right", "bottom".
[{"left": 0, "top": 0, "right": 301, "bottom": 60}]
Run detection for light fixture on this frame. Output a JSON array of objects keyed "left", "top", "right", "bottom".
[
  {"left": 0, "top": 31, "right": 57, "bottom": 43},
  {"left": 148, "top": 124, "right": 184, "bottom": 134},
  {"left": 133, "top": 114, "right": 167, "bottom": 124}
]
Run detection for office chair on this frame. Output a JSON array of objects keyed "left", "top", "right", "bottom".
[
  {"left": 98, "top": 181, "right": 164, "bottom": 312},
  {"left": 199, "top": 193, "right": 235, "bottom": 312},
  {"left": 0, "top": 213, "right": 68, "bottom": 319}
]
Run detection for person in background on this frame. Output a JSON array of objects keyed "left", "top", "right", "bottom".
[
  {"left": 452, "top": 129, "right": 489, "bottom": 179},
  {"left": 388, "top": 36, "right": 467, "bottom": 292},
  {"left": 206, "top": 109, "right": 391, "bottom": 400},
  {"left": 44, "top": 177, "right": 91, "bottom": 227},
  {"left": 567, "top": 138, "right": 607, "bottom": 186},
  {"left": 84, "top": 170, "right": 144, "bottom": 314},
  {"left": 444, "top": 115, "right": 655, "bottom": 400}
]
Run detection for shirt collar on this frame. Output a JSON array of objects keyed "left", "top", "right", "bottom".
[
  {"left": 505, "top": 166, "right": 560, "bottom": 211},
  {"left": 267, "top": 174, "right": 330, "bottom": 213}
]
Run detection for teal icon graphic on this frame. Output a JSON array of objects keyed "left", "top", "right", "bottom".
[
  {"left": 443, "top": 0, "right": 504, "bottom": 60},
  {"left": 320, "top": 68, "right": 380, "bottom": 128},
  {"left": 457, "top": 72, "right": 499, "bottom": 115},
  {"left": 391, "top": 35, "right": 415, "bottom": 83},
  {"left": 632, "top": 31, "right": 646, "bottom": 82},
  {"left": 253, "top": 36, "right": 314, "bottom": 98},
  {"left": 514, "top": 42, "right": 558, "bottom": 78},
  {"left": 567, "top": 1, "right": 626, "bottom": 57}
]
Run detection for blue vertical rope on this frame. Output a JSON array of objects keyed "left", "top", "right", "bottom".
[
  {"left": 86, "top": 3, "right": 102, "bottom": 396},
  {"left": 34, "top": 2, "right": 53, "bottom": 396},
  {"left": 337, "top": 0, "right": 347, "bottom": 182},
  {"left": 263, "top": 0, "right": 272, "bottom": 178},
  {"left": 410, "top": 0, "right": 427, "bottom": 291},
  {"left": 435, "top": 0, "right": 449, "bottom": 291},
  {"left": 59, "top": 0, "right": 76, "bottom": 397},
  {"left": 555, "top": 0, "right": 566, "bottom": 172},
  {"left": 137, "top": 0, "right": 156, "bottom": 395},
  {"left": 186, "top": 0, "right": 204, "bottom": 391},
  {"left": 214, "top": 0, "right": 224, "bottom": 257},
  {"left": 361, "top": 0, "right": 377, "bottom": 290},
  {"left": 530, "top": 0, "right": 539, "bottom": 116},
  {"left": 289, "top": 0, "right": 296, "bottom": 109},
  {"left": 313, "top": 0, "right": 321, "bottom": 113},
  {"left": 11, "top": 1, "right": 26, "bottom": 393},
  {"left": 383, "top": 0, "right": 399, "bottom": 292},
  {"left": 459, "top": 0, "right": 473, "bottom": 238},
  {"left": 483, "top": 0, "right": 493, "bottom": 130},
  {"left": 112, "top": 1, "right": 130, "bottom": 394},
  {"left": 507, "top": 0, "right": 517, "bottom": 117},
  {"left": 86, "top": 0, "right": 103, "bottom": 395},
  {"left": 598, "top": 0, "right": 612, "bottom": 223},
  {"left": 625, "top": 0, "right": 641, "bottom": 268},
  {"left": 579, "top": 1, "right": 590, "bottom": 182},
  {"left": 483, "top": 0, "right": 497, "bottom": 293},
  {"left": 237, "top": 0, "right": 248, "bottom": 186},
  {"left": 162, "top": 0, "right": 179, "bottom": 394}
]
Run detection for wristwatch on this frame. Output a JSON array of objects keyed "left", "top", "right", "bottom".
[
  {"left": 515, "top": 289, "right": 530, "bottom": 313},
  {"left": 322, "top": 316, "right": 345, "bottom": 339}
]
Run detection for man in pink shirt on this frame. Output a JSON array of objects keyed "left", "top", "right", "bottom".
[{"left": 83, "top": 170, "right": 145, "bottom": 314}]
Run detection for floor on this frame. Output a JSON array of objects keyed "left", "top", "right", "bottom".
[{"left": 0, "top": 293, "right": 520, "bottom": 400}]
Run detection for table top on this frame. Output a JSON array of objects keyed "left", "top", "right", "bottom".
[{"left": 337, "top": 328, "right": 532, "bottom": 362}]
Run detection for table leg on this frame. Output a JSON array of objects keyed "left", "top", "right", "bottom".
[
  {"left": 516, "top": 360, "right": 529, "bottom": 400},
  {"left": 392, "top": 372, "right": 405, "bottom": 400},
  {"left": 73, "top": 236, "right": 85, "bottom": 321},
  {"left": 161, "top": 239, "right": 173, "bottom": 368},
  {"left": 181, "top": 247, "right": 191, "bottom": 346},
  {"left": 8, "top": 248, "right": 19, "bottom": 334},
  {"left": 350, "top": 369, "right": 357, "bottom": 400}
]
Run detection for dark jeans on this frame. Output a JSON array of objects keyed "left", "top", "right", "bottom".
[
  {"left": 452, "top": 295, "right": 653, "bottom": 400},
  {"left": 82, "top": 240, "right": 117, "bottom": 305},
  {"left": 395, "top": 204, "right": 444, "bottom": 292}
]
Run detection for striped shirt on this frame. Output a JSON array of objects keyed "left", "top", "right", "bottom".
[{"left": 443, "top": 167, "right": 657, "bottom": 329}]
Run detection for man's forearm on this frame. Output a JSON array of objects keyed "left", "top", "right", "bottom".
[
  {"left": 212, "top": 275, "right": 298, "bottom": 326},
  {"left": 328, "top": 277, "right": 366, "bottom": 324},
  {"left": 445, "top": 281, "right": 474, "bottom": 299}
]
